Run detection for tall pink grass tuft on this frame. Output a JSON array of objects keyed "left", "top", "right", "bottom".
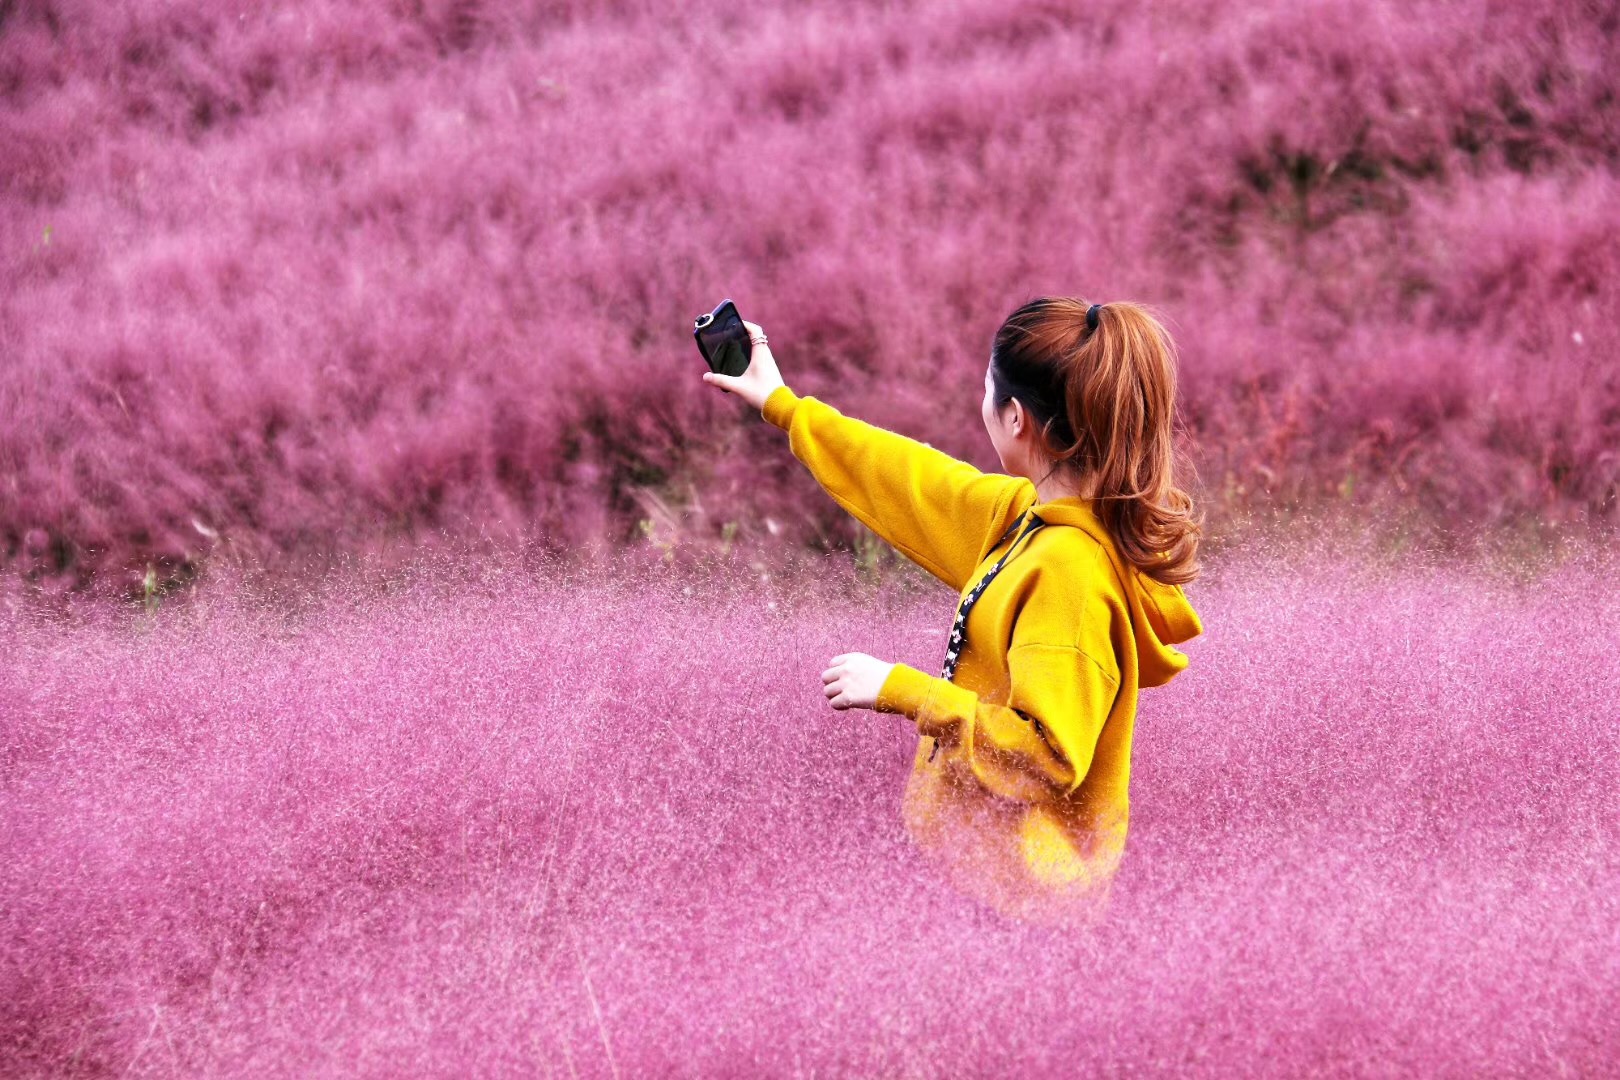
[{"left": 3, "top": 535, "right": 1616, "bottom": 1074}]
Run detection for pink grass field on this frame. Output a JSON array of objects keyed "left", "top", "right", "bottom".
[
  {"left": 2, "top": 535, "right": 1618, "bottom": 1076},
  {"left": 2, "top": 0, "right": 1618, "bottom": 593},
  {"left": 4, "top": 0, "right": 1619, "bottom": 1074}
]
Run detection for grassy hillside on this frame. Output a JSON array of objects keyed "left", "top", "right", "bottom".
[{"left": 2, "top": 0, "right": 1615, "bottom": 596}]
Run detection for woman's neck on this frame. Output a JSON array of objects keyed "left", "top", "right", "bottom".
[{"left": 1032, "top": 470, "right": 1095, "bottom": 504}]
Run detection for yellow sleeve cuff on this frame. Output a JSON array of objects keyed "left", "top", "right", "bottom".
[
  {"left": 875, "top": 661, "right": 939, "bottom": 718},
  {"left": 762, "top": 384, "right": 799, "bottom": 430},
  {"left": 877, "top": 662, "right": 982, "bottom": 748}
]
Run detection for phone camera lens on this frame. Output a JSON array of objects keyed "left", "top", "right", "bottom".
[{"left": 695, "top": 314, "right": 712, "bottom": 328}]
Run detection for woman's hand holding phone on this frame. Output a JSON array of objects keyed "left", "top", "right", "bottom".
[{"left": 701, "top": 320, "right": 785, "bottom": 414}]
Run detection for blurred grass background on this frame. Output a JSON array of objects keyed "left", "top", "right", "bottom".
[{"left": 1, "top": 0, "right": 1614, "bottom": 602}]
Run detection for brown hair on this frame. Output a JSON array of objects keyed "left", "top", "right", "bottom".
[{"left": 989, "top": 296, "right": 1203, "bottom": 586}]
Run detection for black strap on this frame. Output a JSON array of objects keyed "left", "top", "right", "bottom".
[
  {"left": 929, "top": 509, "right": 1046, "bottom": 761},
  {"left": 988, "top": 519, "right": 1020, "bottom": 554}
]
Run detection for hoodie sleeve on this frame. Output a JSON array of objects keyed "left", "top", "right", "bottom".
[
  {"left": 762, "top": 384, "right": 1023, "bottom": 592},
  {"left": 874, "top": 643, "right": 1121, "bottom": 803}
]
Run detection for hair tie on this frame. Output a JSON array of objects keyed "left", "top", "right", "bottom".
[{"left": 1086, "top": 303, "right": 1102, "bottom": 332}]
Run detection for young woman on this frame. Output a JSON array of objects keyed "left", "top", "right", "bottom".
[{"left": 700, "top": 297, "right": 1204, "bottom": 924}]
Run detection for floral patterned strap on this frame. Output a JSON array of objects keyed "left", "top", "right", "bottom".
[{"left": 928, "top": 510, "right": 1047, "bottom": 762}]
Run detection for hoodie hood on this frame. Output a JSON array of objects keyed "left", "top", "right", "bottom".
[{"left": 1027, "top": 496, "right": 1204, "bottom": 688}]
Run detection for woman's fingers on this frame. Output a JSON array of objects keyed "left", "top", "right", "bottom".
[
  {"left": 699, "top": 371, "right": 736, "bottom": 397},
  {"left": 823, "top": 660, "right": 845, "bottom": 707},
  {"left": 741, "top": 320, "right": 777, "bottom": 368},
  {"left": 698, "top": 316, "right": 781, "bottom": 410},
  {"left": 824, "top": 657, "right": 854, "bottom": 708}
]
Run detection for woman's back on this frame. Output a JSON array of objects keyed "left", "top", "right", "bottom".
[
  {"left": 702, "top": 296, "right": 1204, "bottom": 925},
  {"left": 763, "top": 385, "right": 1202, "bottom": 923}
]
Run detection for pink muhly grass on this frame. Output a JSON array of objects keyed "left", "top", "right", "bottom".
[
  {"left": 2, "top": 535, "right": 1616, "bottom": 1075},
  {"left": 2, "top": 0, "right": 1617, "bottom": 592}
]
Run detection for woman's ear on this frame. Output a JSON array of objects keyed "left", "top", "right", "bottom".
[{"left": 1007, "top": 398, "right": 1025, "bottom": 438}]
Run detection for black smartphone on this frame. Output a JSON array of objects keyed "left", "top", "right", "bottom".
[{"left": 694, "top": 299, "right": 751, "bottom": 394}]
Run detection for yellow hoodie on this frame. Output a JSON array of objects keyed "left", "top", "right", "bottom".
[{"left": 763, "top": 384, "right": 1203, "bottom": 924}]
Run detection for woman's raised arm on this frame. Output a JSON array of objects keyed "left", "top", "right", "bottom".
[
  {"left": 760, "top": 385, "right": 1025, "bottom": 592},
  {"left": 701, "top": 319, "right": 1025, "bottom": 592}
]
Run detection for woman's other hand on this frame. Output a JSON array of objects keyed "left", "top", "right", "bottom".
[
  {"left": 701, "top": 319, "right": 786, "bottom": 413},
  {"left": 822, "top": 652, "right": 897, "bottom": 712}
]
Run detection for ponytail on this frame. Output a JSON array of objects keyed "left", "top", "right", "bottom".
[{"left": 989, "top": 296, "right": 1203, "bottom": 585}]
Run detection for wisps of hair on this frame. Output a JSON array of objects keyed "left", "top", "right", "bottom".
[{"left": 990, "top": 296, "right": 1204, "bottom": 586}]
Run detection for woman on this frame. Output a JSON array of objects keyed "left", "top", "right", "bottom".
[{"left": 700, "top": 297, "right": 1204, "bottom": 924}]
